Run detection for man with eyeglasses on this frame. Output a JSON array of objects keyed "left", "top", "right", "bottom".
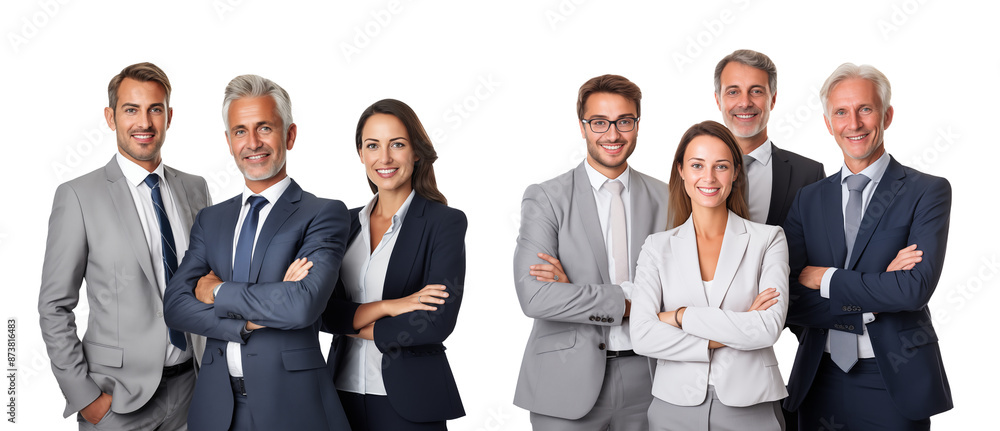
[{"left": 513, "top": 74, "right": 669, "bottom": 430}]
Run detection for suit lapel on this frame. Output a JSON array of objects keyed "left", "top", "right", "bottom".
[
  {"left": 249, "top": 180, "right": 302, "bottom": 282},
  {"left": 822, "top": 174, "right": 848, "bottom": 268},
  {"left": 104, "top": 158, "right": 159, "bottom": 293},
  {"left": 767, "top": 145, "right": 791, "bottom": 226},
  {"left": 629, "top": 171, "right": 659, "bottom": 269},
  {"left": 572, "top": 163, "right": 611, "bottom": 283},
  {"left": 163, "top": 166, "right": 195, "bottom": 233},
  {"left": 383, "top": 195, "right": 427, "bottom": 300},
  {"left": 217, "top": 196, "right": 241, "bottom": 281},
  {"left": 848, "top": 157, "right": 906, "bottom": 269},
  {"left": 709, "top": 211, "right": 749, "bottom": 308},
  {"left": 671, "top": 218, "right": 709, "bottom": 307}
]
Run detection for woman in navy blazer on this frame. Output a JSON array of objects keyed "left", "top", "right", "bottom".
[{"left": 322, "top": 99, "right": 466, "bottom": 430}]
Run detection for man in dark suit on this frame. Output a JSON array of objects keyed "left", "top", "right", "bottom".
[
  {"left": 39, "top": 62, "right": 209, "bottom": 430},
  {"left": 163, "top": 75, "right": 351, "bottom": 430},
  {"left": 713, "top": 48, "right": 826, "bottom": 430},
  {"left": 714, "top": 49, "right": 825, "bottom": 226},
  {"left": 783, "top": 63, "right": 952, "bottom": 430}
]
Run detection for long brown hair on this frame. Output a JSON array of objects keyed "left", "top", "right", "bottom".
[
  {"left": 667, "top": 121, "right": 749, "bottom": 229},
  {"left": 355, "top": 99, "right": 447, "bottom": 205}
]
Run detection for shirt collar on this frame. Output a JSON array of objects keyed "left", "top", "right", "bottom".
[
  {"left": 116, "top": 152, "right": 165, "bottom": 187},
  {"left": 584, "top": 160, "right": 631, "bottom": 193},
  {"left": 840, "top": 152, "right": 891, "bottom": 185},
  {"left": 359, "top": 190, "right": 417, "bottom": 232},
  {"left": 747, "top": 139, "right": 773, "bottom": 166},
  {"left": 241, "top": 176, "right": 292, "bottom": 206}
]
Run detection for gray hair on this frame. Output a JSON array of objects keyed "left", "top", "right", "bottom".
[
  {"left": 714, "top": 49, "right": 777, "bottom": 96},
  {"left": 222, "top": 74, "right": 293, "bottom": 134},
  {"left": 820, "top": 63, "right": 892, "bottom": 116}
]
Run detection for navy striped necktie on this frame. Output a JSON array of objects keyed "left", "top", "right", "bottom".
[{"left": 144, "top": 173, "right": 187, "bottom": 351}]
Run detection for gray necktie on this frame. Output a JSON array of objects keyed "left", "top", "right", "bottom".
[
  {"left": 831, "top": 173, "right": 871, "bottom": 372},
  {"left": 742, "top": 154, "right": 755, "bottom": 203},
  {"left": 603, "top": 180, "right": 628, "bottom": 284}
]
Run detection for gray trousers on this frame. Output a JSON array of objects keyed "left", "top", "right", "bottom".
[
  {"left": 78, "top": 366, "right": 195, "bottom": 431},
  {"left": 530, "top": 355, "right": 652, "bottom": 431},
  {"left": 648, "top": 385, "right": 784, "bottom": 431}
]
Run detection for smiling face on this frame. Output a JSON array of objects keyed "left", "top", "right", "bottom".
[
  {"left": 580, "top": 92, "right": 639, "bottom": 179},
  {"left": 823, "top": 77, "right": 893, "bottom": 172},
  {"left": 225, "top": 95, "right": 296, "bottom": 193},
  {"left": 678, "top": 134, "right": 737, "bottom": 210},
  {"left": 715, "top": 62, "right": 774, "bottom": 150},
  {"left": 359, "top": 113, "right": 417, "bottom": 196},
  {"left": 104, "top": 78, "right": 172, "bottom": 171}
]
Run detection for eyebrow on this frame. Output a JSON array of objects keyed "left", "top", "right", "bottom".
[
  {"left": 120, "top": 102, "right": 165, "bottom": 109},
  {"left": 687, "top": 157, "right": 732, "bottom": 163},
  {"left": 587, "top": 114, "right": 637, "bottom": 120}
]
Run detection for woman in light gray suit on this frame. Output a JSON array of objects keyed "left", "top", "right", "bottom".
[{"left": 629, "top": 121, "right": 789, "bottom": 430}]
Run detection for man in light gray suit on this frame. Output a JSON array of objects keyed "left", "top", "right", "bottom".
[
  {"left": 39, "top": 62, "right": 210, "bottom": 430},
  {"left": 513, "top": 74, "right": 669, "bottom": 430}
]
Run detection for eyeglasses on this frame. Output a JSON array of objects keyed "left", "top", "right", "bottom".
[{"left": 581, "top": 117, "right": 638, "bottom": 133}]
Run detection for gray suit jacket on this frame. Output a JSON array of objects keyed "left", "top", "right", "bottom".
[
  {"left": 38, "top": 156, "right": 210, "bottom": 417},
  {"left": 512, "top": 162, "right": 669, "bottom": 419},
  {"left": 630, "top": 211, "right": 789, "bottom": 408}
]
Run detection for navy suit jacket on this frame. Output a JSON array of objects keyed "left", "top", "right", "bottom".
[
  {"left": 323, "top": 193, "right": 467, "bottom": 422},
  {"left": 164, "top": 180, "right": 352, "bottom": 431},
  {"left": 782, "top": 156, "right": 953, "bottom": 420},
  {"left": 766, "top": 143, "right": 825, "bottom": 226}
]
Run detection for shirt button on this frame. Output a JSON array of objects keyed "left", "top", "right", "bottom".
[
  {"left": 598, "top": 343, "right": 606, "bottom": 351},
  {"left": 156, "top": 311, "right": 163, "bottom": 318}
]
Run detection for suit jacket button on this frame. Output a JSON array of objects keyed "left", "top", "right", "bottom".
[
  {"left": 848, "top": 325, "right": 855, "bottom": 330},
  {"left": 601, "top": 318, "right": 608, "bottom": 323},
  {"left": 589, "top": 316, "right": 596, "bottom": 321},
  {"left": 218, "top": 348, "right": 224, "bottom": 355},
  {"left": 608, "top": 317, "right": 615, "bottom": 323},
  {"left": 842, "top": 306, "right": 848, "bottom": 311},
  {"left": 598, "top": 343, "right": 606, "bottom": 350}
]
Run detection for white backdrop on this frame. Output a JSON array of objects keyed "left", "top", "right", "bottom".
[{"left": 1, "top": 1, "right": 994, "bottom": 429}]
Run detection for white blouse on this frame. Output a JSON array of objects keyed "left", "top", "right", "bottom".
[{"left": 335, "top": 191, "right": 415, "bottom": 395}]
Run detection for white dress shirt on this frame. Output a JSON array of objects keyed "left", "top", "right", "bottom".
[
  {"left": 220, "top": 176, "right": 292, "bottom": 377},
  {"left": 820, "top": 152, "right": 891, "bottom": 359},
  {"left": 336, "top": 191, "right": 415, "bottom": 395},
  {"left": 744, "top": 140, "right": 774, "bottom": 224},
  {"left": 584, "top": 161, "right": 633, "bottom": 351},
  {"left": 115, "top": 153, "right": 192, "bottom": 367}
]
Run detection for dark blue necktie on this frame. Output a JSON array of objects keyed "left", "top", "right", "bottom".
[
  {"left": 233, "top": 196, "right": 269, "bottom": 283},
  {"left": 144, "top": 173, "right": 187, "bottom": 351}
]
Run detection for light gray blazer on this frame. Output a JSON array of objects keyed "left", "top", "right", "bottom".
[
  {"left": 38, "top": 156, "right": 210, "bottom": 417},
  {"left": 512, "top": 162, "right": 669, "bottom": 419},
  {"left": 629, "top": 210, "right": 789, "bottom": 408}
]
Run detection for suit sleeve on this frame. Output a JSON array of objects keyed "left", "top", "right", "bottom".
[
  {"left": 629, "top": 236, "right": 711, "bottom": 362},
  {"left": 37, "top": 183, "right": 103, "bottom": 414},
  {"left": 211, "top": 200, "right": 350, "bottom": 330},
  {"left": 164, "top": 209, "right": 248, "bottom": 343},
  {"left": 783, "top": 189, "right": 864, "bottom": 333},
  {"left": 683, "top": 227, "right": 789, "bottom": 351},
  {"left": 828, "top": 178, "right": 951, "bottom": 314},
  {"left": 373, "top": 209, "right": 467, "bottom": 351},
  {"left": 512, "top": 184, "right": 626, "bottom": 325}
]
